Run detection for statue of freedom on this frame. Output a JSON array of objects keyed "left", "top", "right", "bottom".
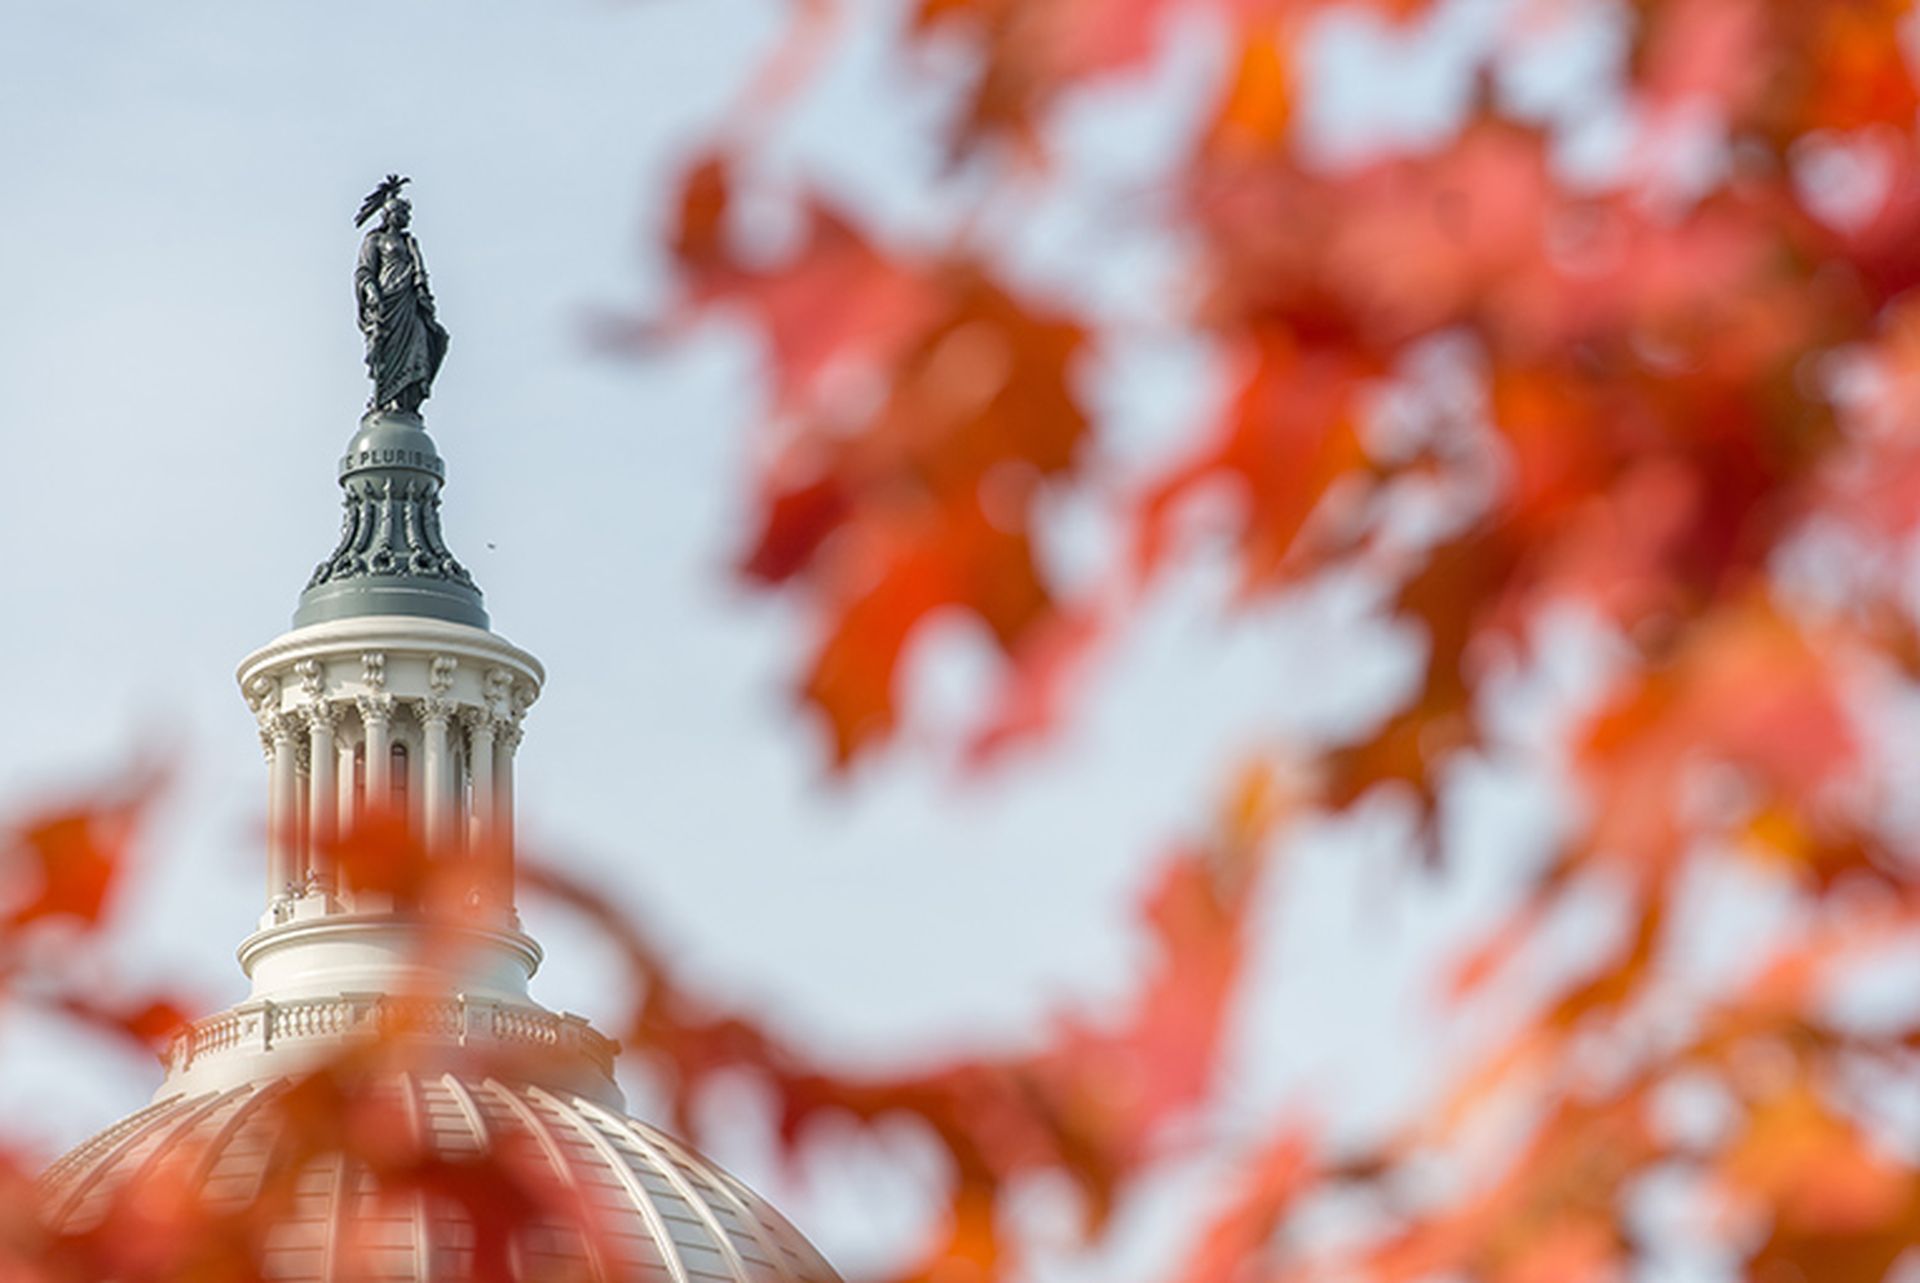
[{"left": 353, "top": 175, "right": 449, "bottom": 415}]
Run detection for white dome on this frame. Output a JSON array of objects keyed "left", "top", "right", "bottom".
[{"left": 42, "top": 1071, "right": 840, "bottom": 1283}]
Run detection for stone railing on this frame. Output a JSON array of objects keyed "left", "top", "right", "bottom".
[
  {"left": 186, "top": 1010, "right": 247, "bottom": 1058},
  {"left": 164, "top": 993, "right": 617, "bottom": 1080}
]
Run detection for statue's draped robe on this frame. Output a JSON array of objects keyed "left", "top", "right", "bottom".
[{"left": 356, "top": 229, "right": 448, "bottom": 412}]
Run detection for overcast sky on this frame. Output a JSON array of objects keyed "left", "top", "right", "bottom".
[{"left": 0, "top": 2, "right": 1614, "bottom": 1276}]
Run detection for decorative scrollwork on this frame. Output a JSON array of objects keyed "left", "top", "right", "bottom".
[
  {"left": 484, "top": 668, "right": 514, "bottom": 717},
  {"left": 304, "top": 474, "right": 478, "bottom": 591},
  {"left": 246, "top": 674, "right": 280, "bottom": 716},
  {"left": 294, "top": 658, "right": 326, "bottom": 701}
]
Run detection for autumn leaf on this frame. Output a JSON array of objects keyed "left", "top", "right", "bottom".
[
  {"left": 1168, "top": 1127, "right": 1314, "bottom": 1283},
  {"left": 1202, "top": 23, "right": 1294, "bottom": 159},
  {"left": 1722, "top": 1080, "right": 1911, "bottom": 1236},
  {"left": 683, "top": 211, "right": 1097, "bottom": 761},
  {"left": 0, "top": 787, "right": 151, "bottom": 931},
  {"left": 1136, "top": 331, "right": 1374, "bottom": 591}
]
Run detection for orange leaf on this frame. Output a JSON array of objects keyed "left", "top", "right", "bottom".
[
  {"left": 1, "top": 788, "right": 150, "bottom": 931},
  {"left": 1204, "top": 25, "right": 1293, "bottom": 158},
  {"left": 1721, "top": 1082, "right": 1911, "bottom": 1235},
  {"left": 1170, "top": 1128, "right": 1314, "bottom": 1283}
]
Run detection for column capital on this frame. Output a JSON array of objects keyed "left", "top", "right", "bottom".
[
  {"left": 356, "top": 691, "right": 395, "bottom": 725},
  {"left": 419, "top": 695, "right": 456, "bottom": 729},
  {"left": 460, "top": 705, "right": 499, "bottom": 737},
  {"left": 267, "top": 711, "right": 303, "bottom": 746},
  {"left": 302, "top": 700, "right": 345, "bottom": 733}
]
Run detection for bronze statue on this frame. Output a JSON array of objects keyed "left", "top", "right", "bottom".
[{"left": 354, "top": 175, "right": 449, "bottom": 415}]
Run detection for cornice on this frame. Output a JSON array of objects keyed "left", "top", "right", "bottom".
[{"left": 237, "top": 617, "right": 545, "bottom": 692}]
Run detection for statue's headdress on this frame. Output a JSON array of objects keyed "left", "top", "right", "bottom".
[{"left": 354, "top": 174, "right": 411, "bottom": 228}]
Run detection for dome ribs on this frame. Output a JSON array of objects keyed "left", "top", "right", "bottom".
[
  {"left": 197, "top": 1081, "right": 291, "bottom": 1209},
  {"left": 526, "top": 1085, "right": 684, "bottom": 1283},
  {"left": 437, "top": 1072, "right": 494, "bottom": 1158},
  {"left": 121, "top": 1085, "right": 257, "bottom": 1224},
  {"left": 320, "top": 1150, "right": 352, "bottom": 1283},
  {"left": 54, "top": 1084, "right": 264, "bottom": 1229},
  {"left": 478, "top": 1077, "right": 623, "bottom": 1283},
  {"left": 640, "top": 1123, "right": 799, "bottom": 1283},
  {"left": 37, "top": 1093, "right": 183, "bottom": 1206},
  {"left": 543, "top": 1087, "right": 747, "bottom": 1283},
  {"left": 398, "top": 1072, "right": 435, "bottom": 1283},
  {"left": 580, "top": 1102, "right": 793, "bottom": 1283}
]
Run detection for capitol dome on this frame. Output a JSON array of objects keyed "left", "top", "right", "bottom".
[
  {"left": 42, "top": 1074, "right": 837, "bottom": 1283},
  {"left": 37, "top": 180, "right": 842, "bottom": 1283}
]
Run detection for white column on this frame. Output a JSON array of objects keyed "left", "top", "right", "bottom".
[
  {"left": 267, "top": 715, "right": 300, "bottom": 904},
  {"left": 336, "top": 737, "right": 356, "bottom": 834},
  {"left": 306, "top": 703, "right": 339, "bottom": 889},
  {"left": 464, "top": 709, "right": 496, "bottom": 852},
  {"left": 422, "top": 699, "right": 454, "bottom": 850},
  {"left": 294, "top": 752, "right": 310, "bottom": 885},
  {"left": 494, "top": 720, "right": 521, "bottom": 888},
  {"left": 359, "top": 694, "right": 393, "bottom": 813}
]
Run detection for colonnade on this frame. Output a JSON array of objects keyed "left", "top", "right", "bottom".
[{"left": 248, "top": 648, "right": 533, "bottom": 922}]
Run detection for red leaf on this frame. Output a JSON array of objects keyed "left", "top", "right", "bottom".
[
  {"left": 1, "top": 789, "right": 149, "bottom": 931},
  {"left": 740, "top": 474, "right": 853, "bottom": 585},
  {"left": 1136, "top": 333, "right": 1373, "bottom": 591}
]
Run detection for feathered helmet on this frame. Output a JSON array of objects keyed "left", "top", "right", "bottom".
[{"left": 354, "top": 174, "right": 411, "bottom": 228}]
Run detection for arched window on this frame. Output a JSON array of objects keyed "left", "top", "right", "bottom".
[{"left": 391, "top": 742, "right": 409, "bottom": 812}]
